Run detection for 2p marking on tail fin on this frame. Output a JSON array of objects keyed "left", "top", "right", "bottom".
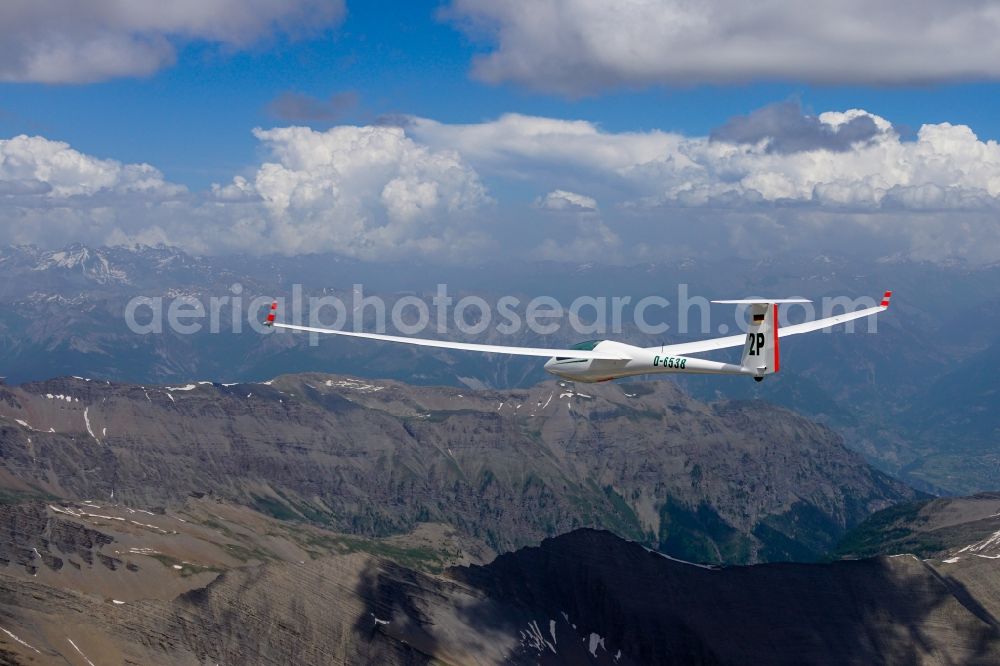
[{"left": 741, "top": 302, "right": 778, "bottom": 378}]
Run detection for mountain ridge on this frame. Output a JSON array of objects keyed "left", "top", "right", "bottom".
[
  {"left": 0, "top": 372, "right": 918, "bottom": 565},
  {"left": 2, "top": 241, "right": 998, "bottom": 494},
  {"left": 1, "top": 501, "right": 998, "bottom": 665}
]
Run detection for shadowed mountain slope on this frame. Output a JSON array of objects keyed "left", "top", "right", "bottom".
[{"left": 0, "top": 502, "right": 997, "bottom": 665}]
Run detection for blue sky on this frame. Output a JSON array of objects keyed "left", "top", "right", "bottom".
[
  {"left": 2, "top": 2, "right": 999, "bottom": 190},
  {"left": 2, "top": 0, "right": 1000, "bottom": 265}
]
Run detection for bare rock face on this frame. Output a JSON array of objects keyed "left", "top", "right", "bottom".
[
  {"left": 0, "top": 473, "right": 989, "bottom": 666},
  {"left": 0, "top": 375, "right": 915, "bottom": 562},
  {"left": 0, "top": 503, "right": 117, "bottom": 575},
  {"left": 0, "top": 373, "right": 917, "bottom": 564},
  {"left": 1, "top": 513, "right": 998, "bottom": 666}
]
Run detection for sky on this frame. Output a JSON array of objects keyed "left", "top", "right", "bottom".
[{"left": 2, "top": 0, "right": 1000, "bottom": 265}]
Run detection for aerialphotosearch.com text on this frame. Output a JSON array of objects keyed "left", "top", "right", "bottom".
[{"left": 124, "top": 283, "right": 881, "bottom": 345}]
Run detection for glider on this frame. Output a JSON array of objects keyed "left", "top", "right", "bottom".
[{"left": 265, "top": 291, "right": 891, "bottom": 383}]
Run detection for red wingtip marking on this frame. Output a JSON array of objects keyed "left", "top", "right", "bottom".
[
  {"left": 270, "top": 302, "right": 278, "bottom": 310},
  {"left": 772, "top": 303, "right": 780, "bottom": 373},
  {"left": 880, "top": 290, "right": 892, "bottom": 307}
]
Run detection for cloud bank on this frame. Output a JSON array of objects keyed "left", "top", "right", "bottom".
[
  {"left": 3, "top": 105, "right": 1000, "bottom": 263},
  {"left": 410, "top": 110, "right": 1000, "bottom": 212},
  {"left": 446, "top": 0, "right": 1000, "bottom": 94},
  {"left": 0, "top": 0, "right": 345, "bottom": 83},
  {"left": 0, "top": 125, "right": 491, "bottom": 259}
]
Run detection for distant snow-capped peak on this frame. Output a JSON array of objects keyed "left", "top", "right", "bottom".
[{"left": 31, "top": 245, "right": 129, "bottom": 284}]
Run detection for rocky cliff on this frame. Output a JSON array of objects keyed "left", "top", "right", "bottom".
[
  {"left": 0, "top": 500, "right": 996, "bottom": 665},
  {"left": 0, "top": 373, "right": 917, "bottom": 563}
]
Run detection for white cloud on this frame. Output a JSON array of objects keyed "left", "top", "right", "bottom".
[
  {"left": 0, "top": 135, "right": 191, "bottom": 250},
  {"left": 412, "top": 109, "right": 1000, "bottom": 263},
  {"left": 411, "top": 110, "right": 1000, "bottom": 213},
  {"left": 536, "top": 189, "right": 598, "bottom": 212},
  {"left": 240, "top": 125, "right": 492, "bottom": 256},
  {"left": 637, "top": 118, "right": 1000, "bottom": 211},
  {"left": 446, "top": 0, "right": 1000, "bottom": 93},
  {"left": 0, "top": 0, "right": 344, "bottom": 83},
  {"left": 4, "top": 107, "right": 1000, "bottom": 264},
  {"left": 531, "top": 189, "right": 612, "bottom": 261},
  {"left": 0, "top": 126, "right": 493, "bottom": 260},
  {"left": 0, "top": 135, "right": 182, "bottom": 198},
  {"left": 411, "top": 113, "right": 677, "bottom": 176}
]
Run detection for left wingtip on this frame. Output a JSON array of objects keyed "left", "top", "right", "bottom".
[{"left": 265, "top": 300, "right": 277, "bottom": 326}]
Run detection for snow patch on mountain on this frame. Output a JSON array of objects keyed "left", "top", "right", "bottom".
[{"left": 33, "top": 246, "right": 129, "bottom": 285}]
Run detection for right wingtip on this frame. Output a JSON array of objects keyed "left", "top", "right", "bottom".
[
  {"left": 265, "top": 300, "right": 277, "bottom": 326},
  {"left": 880, "top": 290, "right": 892, "bottom": 308}
]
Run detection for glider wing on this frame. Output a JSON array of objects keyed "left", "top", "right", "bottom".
[{"left": 269, "top": 318, "right": 630, "bottom": 360}]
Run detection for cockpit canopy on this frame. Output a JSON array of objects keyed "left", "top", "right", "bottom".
[{"left": 555, "top": 340, "right": 604, "bottom": 361}]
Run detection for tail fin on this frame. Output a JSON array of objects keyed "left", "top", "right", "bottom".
[{"left": 741, "top": 303, "right": 779, "bottom": 380}]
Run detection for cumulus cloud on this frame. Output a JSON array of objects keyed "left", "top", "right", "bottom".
[
  {"left": 0, "top": 0, "right": 344, "bottom": 83},
  {"left": 639, "top": 115, "right": 1000, "bottom": 211},
  {"left": 536, "top": 189, "right": 598, "bottom": 212},
  {"left": 5, "top": 105, "right": 1000, "bottom": 264},
  {"left": 446, "top": 0, "right": 1000, "bottom": 94},
  {"left": 0, "top": 126, "right": 492, "bottom": 260},
  {"left": 240, "top": 125, "right": 492, "bottom": 256},
  {"left": 0, "top": 135, "right": 191, "bottom": 249},
  {"left": 411, "top": 113, "right": 676, "bottom": 174},
  {"left": 0, "top": 135, "right": 183, "bottom": 198},
  {"left": 410, "top": 107, "right": 1000, "bottom": 263},
  {"left": 410, "top": 109, "right": 1000, "bottom": 213}
]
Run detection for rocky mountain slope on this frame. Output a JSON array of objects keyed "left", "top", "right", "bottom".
[
  {"left": 0, "top": 498, "right": 997, "bottom": 665},
  {"left": 835, "top": 492, "right": 1000, "bottom": 561},
  {"left": 2, "top": 242, "right": 999, "bottom": 493},
  {"left": 0, "top": 373, "right": 916, "bottom": 564}
]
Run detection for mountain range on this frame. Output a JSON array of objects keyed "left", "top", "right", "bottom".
[
  {"left": 0, "top": 373, "right": 917, "bottom": 563},
  {"left": 0, "top": 365, "right": 997, "bottom": 662},
  {"left": 1, "top": 497, "right": 998, "bottom": 665},
  {"left": 1, "top": 243, "right": 999, "bottom": 494}
]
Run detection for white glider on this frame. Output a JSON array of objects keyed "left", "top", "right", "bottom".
[{"left": 265, "top": 291, "right": 892, "bottom": 383}]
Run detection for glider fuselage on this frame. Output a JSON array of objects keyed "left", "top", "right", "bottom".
[{"left": 543, "top": 341, "right": 753, "bottom": 383}]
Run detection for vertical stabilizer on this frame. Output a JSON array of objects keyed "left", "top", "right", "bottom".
[{"left": 741, "top": 303, "right": 779, "bottom": 380}]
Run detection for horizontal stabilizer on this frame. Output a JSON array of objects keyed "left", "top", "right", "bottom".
[{"left": 664, "top": 290, "right": 891, "bottom": 356}]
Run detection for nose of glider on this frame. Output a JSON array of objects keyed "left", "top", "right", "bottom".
[
  {"left": 543, "top": 356, "right": 569, "bottom": 378},
  {"left": 543, "top": 356, "right": 576, "bottom": 380}
]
